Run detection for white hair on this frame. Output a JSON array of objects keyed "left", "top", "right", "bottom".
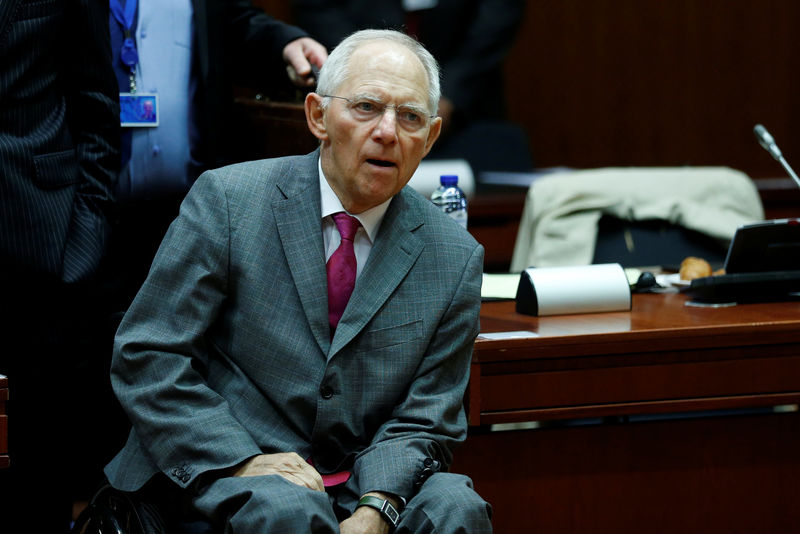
[{"left": 315, "top": 29, "right": 441, "bottom": 115}]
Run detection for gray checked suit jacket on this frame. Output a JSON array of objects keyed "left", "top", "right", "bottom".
[{"left": 105, "top": 150, "right": 484, "bottom": 508}]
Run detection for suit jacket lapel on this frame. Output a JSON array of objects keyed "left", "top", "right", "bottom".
[
  {"left": 273, "top": 151, "right": 331, "bottom": 355},
  {"left": 330, "top": 189, "right": 424, "bottom": 356}
]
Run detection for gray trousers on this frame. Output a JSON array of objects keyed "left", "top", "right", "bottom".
[{"left": 187, "top": 472, "right": 492, "bottom": 533}]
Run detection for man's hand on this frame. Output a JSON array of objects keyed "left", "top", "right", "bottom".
[
  {"left": 339, "top": 492, "right": 399, "bottom": 534},
  {"left": 231, "top": 452, "right": 324, "bottom": 492},
  {"left": 339, "top": 506, "right": 390, "bottom": 534},
  {"left": 283, "top": 37, "right": 328, "bottom": 87}
]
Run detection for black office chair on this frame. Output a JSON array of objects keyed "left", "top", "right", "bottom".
[
  {"left": 591, "top": 214, "right": 729, "bottom": 269},
  {"left": 71, "top": 483, "right": 167, "bottom": 534},
  {"left": 71, "top": 482, "right": 215, "bottom": 534},
  {"left": 71, "top": 309, "right": 215, "bottom": 534}
]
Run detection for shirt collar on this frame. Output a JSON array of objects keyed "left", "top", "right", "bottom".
[{"left": 318, "top": 158, "right": 390, "bottom": 243}]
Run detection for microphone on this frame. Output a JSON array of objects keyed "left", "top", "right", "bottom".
[
  {"left": 754, "top": 124, "right": 782, "bottom": 159},
  {"left": 753, "top": 124, "right": 800, "bottom": 189}
]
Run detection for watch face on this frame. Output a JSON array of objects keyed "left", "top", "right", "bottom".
[
  {"left": 358, "top": 496, "right": 400, "bottom": 527},
  {"left": 384, "top": 504, "right": 400, "bottom": 524}
]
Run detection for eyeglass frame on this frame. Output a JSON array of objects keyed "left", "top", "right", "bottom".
[{"left": 321, "top": 94, "right": 437, "bottom": 133}]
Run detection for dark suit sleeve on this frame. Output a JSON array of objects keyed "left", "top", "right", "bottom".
[
  {"left": 290, "top": 0, "right": 364, "bottom": 50},
  {"left": 63, "top": 0, "right": 119, "bottom": 211},
  {"left": 222, "top": 0, "right": 308, "bottom": 86},
  {"left": 59, "top": 0, "right": 120, "bottom": 280},
  {"left": 436, "top": 0, "right": 525, "bottom": 113}
]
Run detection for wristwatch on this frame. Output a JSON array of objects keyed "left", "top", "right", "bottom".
[{"left": 356, "top": 495, "right": 400, "bottom": 530}]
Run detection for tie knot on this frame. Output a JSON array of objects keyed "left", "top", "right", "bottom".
[{"left": 332, "top": 212, "right": 360, "bottom": 241}]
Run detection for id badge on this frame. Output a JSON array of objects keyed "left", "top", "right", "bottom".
[{"left": 120, "top": 93, "right": 159, "bottom": 127}]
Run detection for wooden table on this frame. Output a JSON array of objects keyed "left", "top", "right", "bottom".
[
  {"left": 451, "top": 293, "right": 800, "bottom": 533},
  {"left": 0, "top": 374, "right": 7, "bottom": 469}
]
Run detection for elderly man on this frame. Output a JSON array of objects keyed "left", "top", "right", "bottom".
[{"left": 104, "top": 29, "right": 490, "bottom": 533}]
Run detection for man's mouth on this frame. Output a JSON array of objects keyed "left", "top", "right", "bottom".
[{"left": 367, "top": 158, "right": 396, "bottom": 168}]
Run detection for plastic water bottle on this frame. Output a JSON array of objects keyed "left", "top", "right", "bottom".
[{"left": 430, "top": 174, "right": 468, "bottom": 229}]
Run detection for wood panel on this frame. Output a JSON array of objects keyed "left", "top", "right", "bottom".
[
  {"left": 251, "top": 0, "right": 291, "bottom": 22},
  {"left": 451, "top": 412, "right": 800, "bottom": 534},
  {"left": 504, "top": 0, "right": 800, "bottom": 180},
  {"left": 231, "top": 97, "right": 318, "bottom": 162}
]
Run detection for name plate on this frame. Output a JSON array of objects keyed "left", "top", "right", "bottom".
[{"left": 516, "top": 263, "right": 632, "bottom": 316}]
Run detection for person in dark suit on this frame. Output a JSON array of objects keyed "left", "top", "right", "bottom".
[
  {"left": 104, "top": 29, "right": 491, "bottom": 532},
  {"left": 0, "top": 0, "right": 120, "bottom": 531},
  {"left": 292, "top": 0, "right": 531, "bottom": 174}
]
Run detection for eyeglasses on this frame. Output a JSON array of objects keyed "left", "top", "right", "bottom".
[{"left": 322, "top": 95, "right": 436, "bottom": 133}]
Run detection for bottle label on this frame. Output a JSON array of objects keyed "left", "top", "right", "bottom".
[
  {"left": 430, "top": 186, "right": 467, "bottom": 228},
  {"left": 450, "top": 209, "right": 468, "bottom": 228}
]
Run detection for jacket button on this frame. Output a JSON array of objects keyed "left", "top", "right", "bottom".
[{"left": 320, "top": 386, "right": 334, "bottom": 399}]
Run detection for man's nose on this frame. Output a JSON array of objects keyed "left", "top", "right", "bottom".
[{"left": 371, "top": 108, "right": 399, "bottom": 142}]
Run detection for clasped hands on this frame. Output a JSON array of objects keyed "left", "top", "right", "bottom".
[{"left": 233, "top": 452, "right": 396, "bottom": 534}]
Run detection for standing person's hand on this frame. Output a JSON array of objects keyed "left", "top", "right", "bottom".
[{"left": 284, "top": 37, "right": 328, "bottom": 87}]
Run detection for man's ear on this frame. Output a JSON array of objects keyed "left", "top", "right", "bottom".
[
  {"left": 421, "top": 116, "right": 442, "bottom": 158},
  {"left": 305, "top": 92, "right": 328, "bottom": 141}
]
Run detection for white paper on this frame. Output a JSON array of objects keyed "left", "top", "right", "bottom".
[
  {"left": 478, "top": 331, "right": 539, "bottom": 340},
  {"left": 481, "top": 273, "right": 519, "bottom": 300}
]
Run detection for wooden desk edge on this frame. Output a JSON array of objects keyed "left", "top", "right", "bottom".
[{"left": 468, "top": 296, "right": 800, "bottom": 426}]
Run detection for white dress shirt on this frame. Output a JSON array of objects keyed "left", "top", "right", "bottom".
[
  {"left": 319, "top": 159, "right": 391, "bottom": 279},
  {"left": 121, "top": 0, "right": 196, "bottom": 200}
]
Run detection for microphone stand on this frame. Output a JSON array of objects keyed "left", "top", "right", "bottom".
[
  {"left": 754, "top": 124, "right": 800, "bottom": 189},
  {"left": 776, "top": 153, "right": 800, "bottom": 189}
]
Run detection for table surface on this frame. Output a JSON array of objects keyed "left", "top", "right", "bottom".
[{"left": 478, "top": 291, "right": 800, "bottom": 345}]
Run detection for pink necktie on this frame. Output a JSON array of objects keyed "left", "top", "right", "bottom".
[{"left": 327, "top": 212, "right": 361, "bottom": 333}]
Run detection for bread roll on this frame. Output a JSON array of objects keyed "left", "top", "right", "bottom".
[{"left": 679, "top": 256, "right": 712, "bottom": 280}]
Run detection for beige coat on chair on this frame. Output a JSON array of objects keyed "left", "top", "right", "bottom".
[{"left": 510, "top": 166, "right": 765, "bottom": 271}]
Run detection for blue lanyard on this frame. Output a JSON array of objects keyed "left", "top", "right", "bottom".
[{"left": 110, "top": 0, "right": 139, "bottom": 69}]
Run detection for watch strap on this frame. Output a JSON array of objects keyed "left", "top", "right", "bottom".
[{"left": 357, "top": 495, "right": 400, "bottom": 529}]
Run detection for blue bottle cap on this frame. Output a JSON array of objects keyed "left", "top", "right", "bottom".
[{"left": 440, "top": 175, "right": 458, "bottom": 186}]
